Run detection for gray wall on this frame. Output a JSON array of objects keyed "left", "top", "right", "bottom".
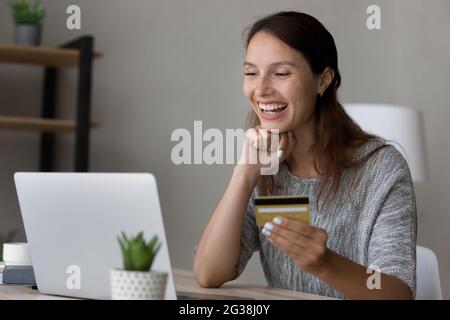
[{"left": 1, "top": 0, "right": 449, "bottom": 298}]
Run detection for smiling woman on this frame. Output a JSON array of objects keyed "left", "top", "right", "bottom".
[{"left": 192, "top": 11, "right": 417, "bottom": 300}]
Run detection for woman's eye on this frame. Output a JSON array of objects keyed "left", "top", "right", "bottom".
[
  {"left": 275, "top": 72, "right": 291, "bottom": 77},
  {"left": 244, "top": 72, "right": 256, "bottom": 77}
]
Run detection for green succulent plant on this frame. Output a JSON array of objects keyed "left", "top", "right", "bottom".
[
  {"left": 117, "top": 232, "right": 162, "bottom": 272},
  {"left": 11, "top": 0, "right": 46, "bottom": 25}
]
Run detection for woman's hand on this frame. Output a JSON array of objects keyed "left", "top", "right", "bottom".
[
  {"left": 237, "top": 127, "right": 296, "bottom": 176},
  {"left": 262, "top": 216, "right": 331, "bottom": 277}
]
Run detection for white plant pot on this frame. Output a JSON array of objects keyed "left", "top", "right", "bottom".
[{"left": 110, "top": 269, "right": 168, "bottom": 300}]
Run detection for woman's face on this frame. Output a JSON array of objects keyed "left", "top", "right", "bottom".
[{"left": 243, "top": 31, "right": 322, "bottom": 132}]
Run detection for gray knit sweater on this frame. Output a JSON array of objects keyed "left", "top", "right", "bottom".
[{"left": 236, "top": 139, "right": 417, "bottom": 299}]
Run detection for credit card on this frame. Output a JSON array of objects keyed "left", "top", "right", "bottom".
[{"left": 254, "top": 196, "right": 310, "bottom": 227}]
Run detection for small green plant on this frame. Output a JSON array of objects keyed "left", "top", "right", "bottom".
[
  {"left": 11, "top": 0, "right": 45, "bottom": 25},
  {"left": 117, "top": 232, "right": 162, "bottom": 272}
]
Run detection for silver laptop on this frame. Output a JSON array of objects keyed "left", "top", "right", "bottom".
[{"left": 14, "top": 172, "right": 180, "bottom": 300}]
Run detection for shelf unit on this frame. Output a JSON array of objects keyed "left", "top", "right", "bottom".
[{"left": 0, "top": 36, "right": 102, "bottom": 171}]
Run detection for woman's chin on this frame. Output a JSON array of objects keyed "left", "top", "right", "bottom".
[{"left": 259, "top": 122, "right": 290, "bottom": 133}]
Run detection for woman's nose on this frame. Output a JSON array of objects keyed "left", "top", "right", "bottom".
[{"left": 255, "top": 76, "right": 275, "bottom": 96}]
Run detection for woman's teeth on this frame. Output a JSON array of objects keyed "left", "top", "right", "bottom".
[{"left": 258, "top": 103, "right": 288, "bottom": 114}]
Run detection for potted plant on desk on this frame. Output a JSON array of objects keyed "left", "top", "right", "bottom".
[
  {"left": 11, "top": 0, "right": 46, "bottom": 46},
  {"left": 110, "top": 232, "right": 168, "bottom": 300}
]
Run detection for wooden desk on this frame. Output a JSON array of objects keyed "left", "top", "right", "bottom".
[{"left": 0, "top": 268, "right": 335, "bottom": 300}]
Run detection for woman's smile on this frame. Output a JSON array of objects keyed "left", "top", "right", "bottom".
[{"left": 257, "top": 102, "right": 289, "bottom": 121}]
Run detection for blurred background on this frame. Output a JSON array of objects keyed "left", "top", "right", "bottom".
[{"left": 0, "top": 0, "right": 449, "bottom": 298}]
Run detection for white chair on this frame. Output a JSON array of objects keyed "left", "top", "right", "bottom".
[
  {"left": 343, "top": 103, "right": 427, "bottom": 182},
  {"left": 416, "top": 245, "right": 442, "bottom": 300}
]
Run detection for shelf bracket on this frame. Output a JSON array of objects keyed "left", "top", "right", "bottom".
[{"left": 61, "top": 36, "right": 94, "bottom": 172}]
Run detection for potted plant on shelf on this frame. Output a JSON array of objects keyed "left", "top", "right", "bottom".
[
  {"left": 11, "top": 0, "right": 46, "bottom": 46},
  {"left": 110, "top": 231, "right": 167, "bottom": 300}
]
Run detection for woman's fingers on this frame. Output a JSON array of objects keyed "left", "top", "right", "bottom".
[
  {"left": 246, "top": 128, "right": 259, "bottom": 149},
  {"left": 261, "top": 217, "right": 331, "bottom": 275},
  {"left": 247, "top": 127, "right": 273, "bottom": 152},
  {"left": 242, "top": 127, "right": 296, "bottom": 167},
  {"left": 262, "top": 221, "right": 311, "bottom": 249},
  {"left": 258, "top": 128, "right": 270, "bottom": 151},
  {"left": 240, "top": 126, "right": 273, "bottom": 166}
]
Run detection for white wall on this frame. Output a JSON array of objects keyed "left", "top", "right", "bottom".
[{"left": 1, "top": 0, "right": 449, "bottom": 297}]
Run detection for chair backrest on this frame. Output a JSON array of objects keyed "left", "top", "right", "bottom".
[{"left": 416, "top": 246, "right": 442, "bottom": 300}]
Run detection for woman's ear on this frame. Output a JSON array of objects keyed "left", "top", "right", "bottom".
[{"left": 318, "top": 67, "right": 335, "bottom": 96}]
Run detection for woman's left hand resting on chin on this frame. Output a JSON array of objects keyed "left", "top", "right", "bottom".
[{"left": 262, "top": 217, "right": 413, "bottom": 300}]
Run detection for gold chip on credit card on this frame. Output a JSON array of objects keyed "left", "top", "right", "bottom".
[{"left": 254, "top": 196, "right": 310, "bottom": 227}]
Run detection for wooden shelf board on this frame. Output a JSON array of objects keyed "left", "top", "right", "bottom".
[
  {"left": 0, "top": 43, "right": 103, "bottom": 68},
  {"left": 0, "top": 115, "right": 99, "bottom": 133}
]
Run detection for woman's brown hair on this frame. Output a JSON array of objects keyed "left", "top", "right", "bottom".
[{"left": 244, "top": 11, "right": 388, "bottom": 209}]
